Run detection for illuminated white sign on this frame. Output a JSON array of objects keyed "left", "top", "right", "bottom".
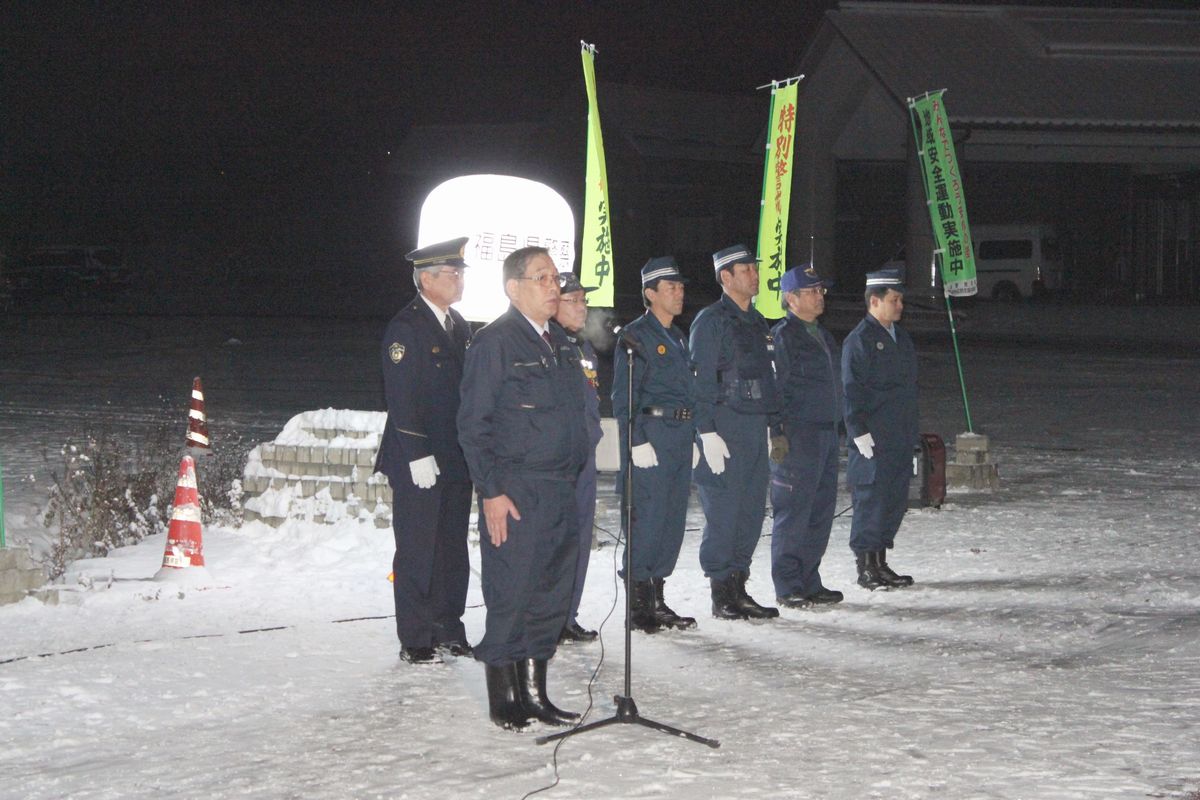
[{"left": 418, "top": 175, "right": 576, "bottom": 323}]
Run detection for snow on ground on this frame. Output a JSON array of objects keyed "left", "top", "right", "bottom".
[{"left": 1, "top": 306, "right": 1199, "bottom": 800}]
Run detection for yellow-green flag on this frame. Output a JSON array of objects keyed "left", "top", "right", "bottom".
[
  {"left": 908, "top": 91, "right": 977, "bottom": 297},
  {"left": 580, "top": 43, "right": 614, "bottom": 307},
  {"left": 755, "top": 80, "right": 800, "bottom": 318}
]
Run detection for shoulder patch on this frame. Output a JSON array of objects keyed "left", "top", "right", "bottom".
[{"left": 389, "top": 342, "right": 406, "bottom": 362}]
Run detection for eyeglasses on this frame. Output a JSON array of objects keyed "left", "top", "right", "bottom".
[
  {"left": 514, "top": 273, "right": 561, "bottom": 287},
  {"left": 558, "top": 296, "right": 587, "bottom": 305},
  {"left": 798, "top": 286, "right": 827, "bottom": 296},
  {"left": 433, "top": 268, "right": 465, "bottom": 279}
]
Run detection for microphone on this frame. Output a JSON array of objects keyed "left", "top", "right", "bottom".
[{"left": 614, "top": 325, "right": 644, "bottom": 357}]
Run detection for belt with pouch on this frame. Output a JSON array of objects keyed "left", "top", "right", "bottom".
[{"left": 642, "top": 406, "right": 693, "bottom": 421}]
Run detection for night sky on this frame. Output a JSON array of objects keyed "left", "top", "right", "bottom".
[{"left": 1, "top": 0, "right": 1190, "bottom": 313}]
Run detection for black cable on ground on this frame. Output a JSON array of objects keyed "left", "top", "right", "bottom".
[{"left": 519, "top": 522, "right": 623, "bottom": 800}]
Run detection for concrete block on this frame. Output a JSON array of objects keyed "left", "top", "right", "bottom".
[
  {"left": 955, "top": 432, "right": 990, "bottom": 452},
  {"left": 356, "top": 448, "right": 376, "bottom": 468},
  {"left": 327, "top": 448, "right": 344, "bottom": 465},
  {"left": 946, "top": 462, "right": 1000, "bottom": 491},
  {"left": 957, "top": 449, "right": 990, "bottom": 465},
  {"left": 0, "top": 547, "right": 35, "bottom": 571}
]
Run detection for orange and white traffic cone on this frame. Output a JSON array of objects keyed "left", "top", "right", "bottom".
[
  {"left": 186, "top": 377, "right": 211, "bottom": 455},
  {"left": 154, "top": 455, "right": 212, "bottom": 583}
]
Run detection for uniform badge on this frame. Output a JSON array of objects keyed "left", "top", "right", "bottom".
[
  {"left": 389, "top": 342, "right": 406, "bottom": 363},
  {"left": 876, "top": 341, "right": 885, "bottom": 350},
  {"left": 431, "top": 346, "right": 441, "bottom": 354},
  {"left": 656, "top": 344, "right": 667, "bottom": 355}
]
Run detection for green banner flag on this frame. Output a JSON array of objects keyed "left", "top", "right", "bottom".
[
  {"left": 580, "top": 43, "right": 614, "bottom": 308},
  {"left": 908, "top": 91, "right": 977, "bottom": 297},
  {"left": 755, "top": 80, "right": 800, "bottom": 318}
]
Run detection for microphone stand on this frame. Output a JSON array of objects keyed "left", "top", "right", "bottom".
[{"left": 538, "top": 335, "right": 719, "bottom": 749}]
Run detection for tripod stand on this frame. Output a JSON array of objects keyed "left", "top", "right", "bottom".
[{"left": 538, "top": 333, "right": 719, "bottom": 749}]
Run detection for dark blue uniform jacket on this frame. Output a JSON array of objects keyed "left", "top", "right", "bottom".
[
  {"left": 611, "top": 312, "right": 696, "bottom": 447},
  {"left": 772, "top": 313, "right": 842, "bottom": 429},
  {"left": 457, "top": 306, "right": 589, "bottom": 499},
  {"left": 375, "top": 295, "right": 470, "bottom": 482},
  {"left": 688, "top": 293, "right": 781, "bottom": 434},
  {"left": 841, "top": 314, "right": 918, "bottom": 451}
]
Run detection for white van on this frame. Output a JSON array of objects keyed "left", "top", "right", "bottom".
[{"left": 969, "top": 224, "right": 1063, "bottom": 300}]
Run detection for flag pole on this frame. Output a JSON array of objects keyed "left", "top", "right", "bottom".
[{"left": 907, "top": 97, "right": 973, "bottom": 433}]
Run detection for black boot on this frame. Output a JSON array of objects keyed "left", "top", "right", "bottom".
[
  {"left": 485, "top": 663, "right": 531, "bottom": 731},
  {"left": 730, "top": 570, "right": 779, "bottom": 619},
  {"left": 876, "top": 550, "right": 914, "bottom": 587},
  {"left": 630, "top": 580, "right": 664, "bottom": 633},
  {"left": 710, "top": 575, "right": 745, "bottom": 619},
  {"left": 652, "top": 577, "right": 697, "bottom": 630},
  {"left": 516, "top": 658, "right": 580, "bottom": 726},
  {"left": 856, "top": 552, "right": 887, "bottom": 591}
]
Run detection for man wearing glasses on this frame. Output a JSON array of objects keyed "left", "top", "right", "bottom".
[
  {"left": 375, "top": 237, "right": 474, "bottom": 665},
  {"left": 458, "top": 247, "right": 589, "bottom": 730},
  {"left": 769, "top": 264, "right": 845, "bottom": 609}
]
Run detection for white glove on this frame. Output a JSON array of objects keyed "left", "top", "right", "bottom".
[
  {"left": 631, "top": 442, "right": 658, "bottom": 469},
  {"left": 853, "top": 433, "right": 875, "bottom": 460},
  {"left": 700, "top": 432, "right": 730, "bottom": 475},
  {"left": 409, "top": 455, "right": 440, "bottom": 489},
  {"left": 692, "top": 443, "right": 700, "bottom": 469}
]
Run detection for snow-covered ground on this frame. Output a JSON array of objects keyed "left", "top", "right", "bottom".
[{"left": 1, "top": 305, "right": 1199, "bottom": 800}]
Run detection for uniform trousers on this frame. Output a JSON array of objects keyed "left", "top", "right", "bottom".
[
  {"left": 848, "top": 447, "right": 912, "bottom": 554},
  {"left": 475, "top": 476, "right": 578, "bottom": 665},
  {"left": 389, "top": 478, "right": 472, "bottom": 649},
  {"left": 697, "top": 409, "right": 769, "bottom": 580},
  {"left": 770, "top": 424, "right": 839, "bottom": 597},
  {"left": 623, "top": 421, "right": 693, "bottom": 582},
  {"left": 567, "top": 457, "right": 596, "bottom": 625}
]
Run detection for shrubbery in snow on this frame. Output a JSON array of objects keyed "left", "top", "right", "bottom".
[{"left": 40, "top": 410, "right": 253, "bottom": 579}]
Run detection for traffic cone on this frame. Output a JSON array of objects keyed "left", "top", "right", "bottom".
[
  {"left": 186, "top": 377, "right": 211, "bottom": 455},
  {"left": 154, "top": 455, "right": 212, "bottom": 583}
]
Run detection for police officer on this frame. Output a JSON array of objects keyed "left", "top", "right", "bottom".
[
  {"left": 375, "top": 237, "right": 473, "bottom": 664},
  {"left": 690, "top": 243, "right": 781, "bottom": 621},
  {"left": 842, "top": 267, "right": 919, "bottom": 590},
  {"left": 612, "top": 257, "right": 698, "bottom": 633},
  {"left": 770, "top": 264, "right": 845, "bottom": 608},
  {"left": 552, "top": 272, "right": 602, "bottom": 645},
  {"left": 457, "top": 246, "right": 589, "bottom": 731}
]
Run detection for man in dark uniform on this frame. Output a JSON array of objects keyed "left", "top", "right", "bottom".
[
  {"left": 689, "top": 243, "right": 781, "bottom": 621},
  {"left": 770, "top": 264, "right": 845, "bottom": 608},
  {"left": 375, "top": 237, "right": 473, "bottom": 664},
  {"left": 457, "top": 246, "right": 589, "bottom": 731},
  {"left": 611, "top": 257, "right": 698, "bottom": 634},
  {"left": 552, "top": 271, "right": 602, "bottom": 645},
  {"left": 842, "top": 267, "right": 919, "bottom": 590}
]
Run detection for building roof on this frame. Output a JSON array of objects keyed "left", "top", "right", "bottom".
[
  {"left": 598, "top": 83, "right": 764, "bottom": 163},
  {"left": 823, "top": 2, "right": 1200, "bottom": 130}
]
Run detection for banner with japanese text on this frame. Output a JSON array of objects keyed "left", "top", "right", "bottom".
[
  {"left": 580, "top": 43, "right": 614, "bottom": 307},
  {"left": 754, "top": 80, "right": 799, "bottom": 318},
  {"left": 908, "top": 91, "right": 977, "bottom": 297}
]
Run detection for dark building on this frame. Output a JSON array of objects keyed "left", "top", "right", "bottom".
[{"left": 791, "top": 1, "right": 1200, "bottom": 301}]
